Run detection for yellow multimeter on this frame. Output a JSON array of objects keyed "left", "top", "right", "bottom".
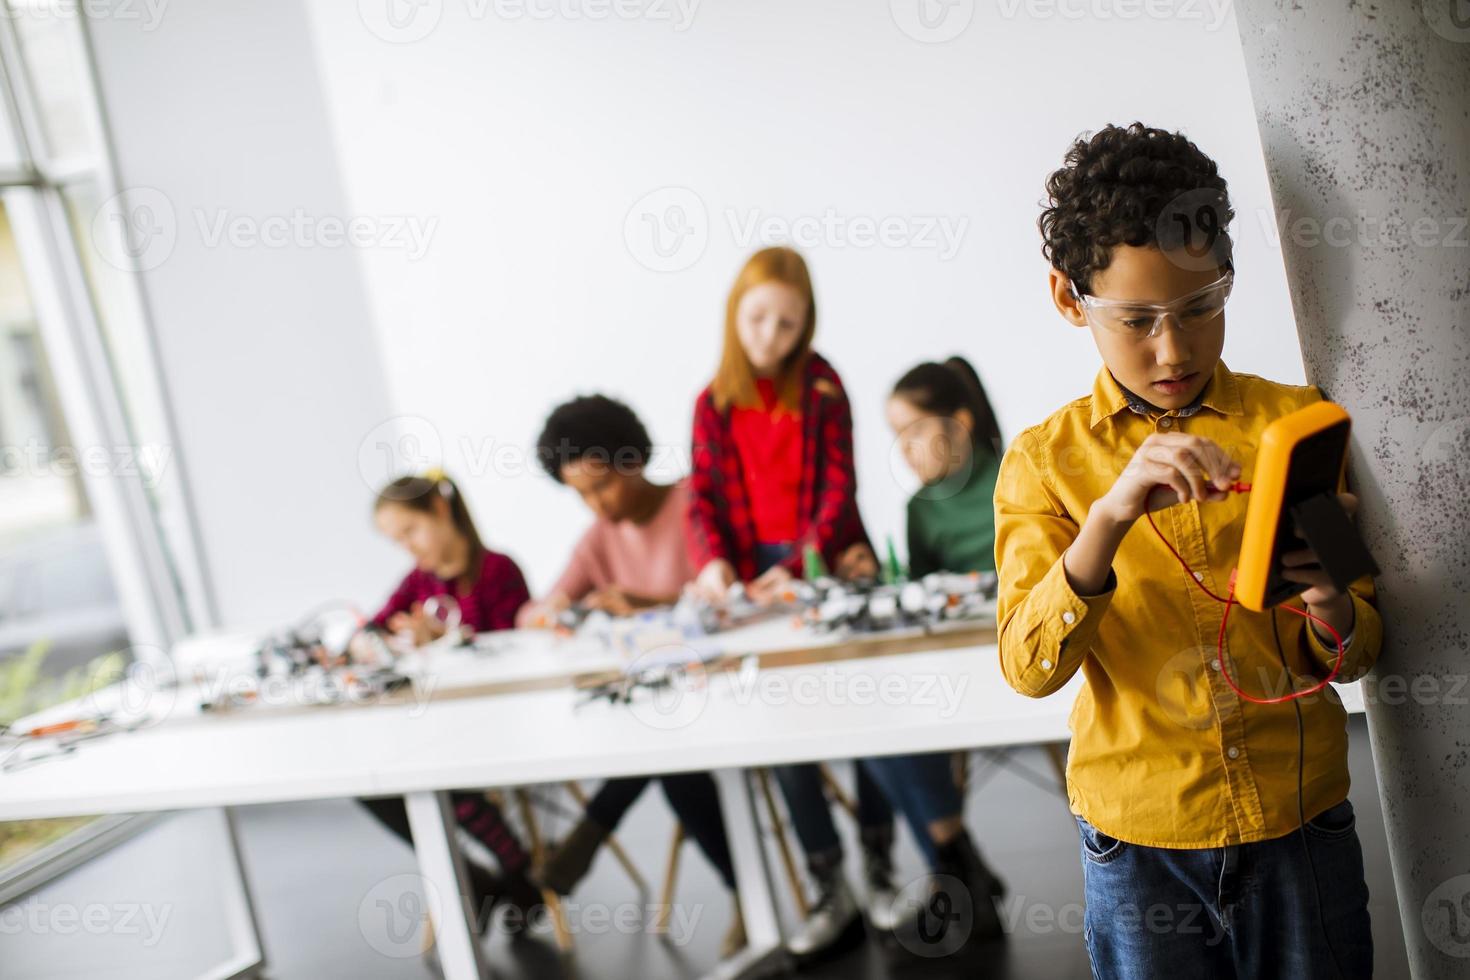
[{"left": 1235, "top": 401, "right": 1377, "bottom": 612}]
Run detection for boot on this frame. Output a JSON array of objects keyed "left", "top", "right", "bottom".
[
  {"left": 860, "top": 825, "right": 901, "bottom": 932},
  {"left": 539, "top": 816, "right": 608, "bottom": 895},
  {"left": 932, "top": 829, "right": 1007, "bottom": 943},
  {"left": 786, "top": 849, "right": 866, "bottom": 966}
]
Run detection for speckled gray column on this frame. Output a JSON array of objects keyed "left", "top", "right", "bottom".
[{"left": 1233, "top": 2, "right": 1469, "bottom": 976}]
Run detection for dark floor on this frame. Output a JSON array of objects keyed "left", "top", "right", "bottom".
[{"left": 3, "top": 717, "right": 1409, "bottom": 979}]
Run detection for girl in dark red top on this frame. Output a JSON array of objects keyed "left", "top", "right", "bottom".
[
  {"left": 356, "top": 471, "right": 538, "bottom": 939},
  {"left": 368, "top": 470, "right": 529, "bottom": 638},
  {"left": 686, "top": 247, "right": 895, "bottom": 961}
]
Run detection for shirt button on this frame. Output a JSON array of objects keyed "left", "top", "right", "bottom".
[
  {"left": 1211, "top": 658, "right": 1221, "bottom": 671},
  {"left": 1041, "top": 659, "right": 1053, "bottom": 670},
  {"left": 1061, "top": 611, "right": 1076, "bottom": 625},
  {"left": 1160, "top": 417, "right": 1172, "bottom": 428},
  {"left": 1193, "top": 571, "right": 1204, "bottom": 582},
  {"left": 1227, "top": 746, "right": 1240, "bottom": 759}
]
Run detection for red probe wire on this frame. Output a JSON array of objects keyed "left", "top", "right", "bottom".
[{"left": 1143, "top": 482, "right": 1346, "bottom": 705}]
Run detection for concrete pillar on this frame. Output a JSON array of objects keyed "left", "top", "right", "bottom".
[{"left": 1233, "top": 3, "right": 1469, "bottom": 977}]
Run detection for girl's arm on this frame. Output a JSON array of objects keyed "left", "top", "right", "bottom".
[
  {"left": 369, "top": 570, "right": 421, "bottom": 629},
  {"left": 687, "top": 393, "right": 734, "bottom": 569},
  {"left": 482, "top": 555, "right": 532, "bottom": 632},
  {"left": 791, "top": 378, "right": 866, "bottom": 573}
]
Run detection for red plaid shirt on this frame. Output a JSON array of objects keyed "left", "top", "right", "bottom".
[
  {"left": 687, "top": 352, "right": 870, "bottom": 581},
  {"left": 370, "top": 548, "right": 529, "bottom": 633}
]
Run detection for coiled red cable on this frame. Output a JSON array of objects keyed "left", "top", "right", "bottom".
[{"left": 1142, "top": 483, "right": 1345, "bottom": 704}]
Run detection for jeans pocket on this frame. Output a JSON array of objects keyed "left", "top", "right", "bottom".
[
  {"left": 1303, "top": 799, "right": 1357, "bottom": 841},
  {"left": 1076, "top": 816, "right": 1128, "bottom": 864}
]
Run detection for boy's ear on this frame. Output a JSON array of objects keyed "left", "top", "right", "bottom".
[{"left": 1049, "top": 269, "right": 1089, "bottom": 328}]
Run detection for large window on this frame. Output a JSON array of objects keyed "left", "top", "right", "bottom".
[{"left": 0, "top": 1, "right": 204, "bottom": 883}]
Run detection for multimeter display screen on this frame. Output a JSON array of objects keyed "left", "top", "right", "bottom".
[{"left": 1262, "top": 420, "right": 1350, "bottom": 607}]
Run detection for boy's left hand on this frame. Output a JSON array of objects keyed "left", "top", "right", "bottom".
[{"left": 1280, "top": 492, "right": 1358, "bottom": 635}]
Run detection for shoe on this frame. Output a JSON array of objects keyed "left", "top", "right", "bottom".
[
  {"left": 861, "top": 829, "right": 901, "bottom": 932},
  {"left": 539, "top": 816, "right": 608, "bottom": 895},
  {"left": 720, "top": 896, "right": 747, "bottom": 959},
  {"left": 786, "top": 855, "right": 866, "bottom": 966},
  {"left": 932, "top": 830, "right": 1007, "bottom": 942}
]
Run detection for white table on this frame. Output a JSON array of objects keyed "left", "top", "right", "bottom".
[{"left": 0, "top": 619, "right": 1364, "bottom": 979}]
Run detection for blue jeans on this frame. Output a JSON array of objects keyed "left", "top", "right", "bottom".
[
  {"left": 1078, "top": 799, "right": 1372, "bottom": 979},
  {"left": 859, "top": 753, "right": 963, "bottom": 867}
]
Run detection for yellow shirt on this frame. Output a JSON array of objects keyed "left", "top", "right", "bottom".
[{"left": 994, "top": 360, "right": 1383, "bottom": 848}]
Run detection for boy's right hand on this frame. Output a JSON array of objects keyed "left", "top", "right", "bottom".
[{"left": 1100, "top": 433, "right": 1241, "bottom": 525}]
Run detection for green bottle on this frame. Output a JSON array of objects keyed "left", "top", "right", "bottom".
[
  {"left": 884, "top": 535, "right": 905, "bottom": 585},
  {"left": 803, "top": 543, "right": 829, "bottom": 581}
]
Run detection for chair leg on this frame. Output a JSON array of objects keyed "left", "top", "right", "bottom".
[
  {"left": 952, "top": 750, "right": 970, "bottom": 795},
  {"left": 654, "top": 822, "right": 686, "bottom": 933},
  {"left": 755, "top": 768, "right": 810, "bottom": 919},
  {"left": 515, "top": 788, "right": 575, "bottom": 953},
  {"left": 818, "top": 763, "right": 859, "bottom": 822},
  {"left": 564, "top": 781, "right": 648, "bottom": 895}
]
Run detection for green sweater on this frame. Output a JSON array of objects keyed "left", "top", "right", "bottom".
[{"left": 905, "top": 447, "right": 1000, "bottom": 578}]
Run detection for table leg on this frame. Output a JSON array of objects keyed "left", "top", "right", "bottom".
[
  {"left": 405, "top": 790, "right": 489, "bottom": 979},
  {"left": 703, "top": 768, "right": 790, "bottom": 980}
]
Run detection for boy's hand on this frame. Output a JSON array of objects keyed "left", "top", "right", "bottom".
[
  {"left": 584, "top": 587, "right": 636, "bottom": 618},
  {"left": 1283, "top": 493, "right": 1359, "bottom": 639},
  {"left": 1100, "top": 433, "right": 1242, "bottom": 525}
]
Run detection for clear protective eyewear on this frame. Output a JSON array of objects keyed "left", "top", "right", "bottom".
[{"left": 1073, "top": 270, "right": 1234, "bottom": 340}]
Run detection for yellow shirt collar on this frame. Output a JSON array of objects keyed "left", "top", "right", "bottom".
[{"left": 1089, "top": 359, "right": 1244, "bottom": 429}]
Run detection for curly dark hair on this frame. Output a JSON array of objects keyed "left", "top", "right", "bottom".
[
  {"left": 535, "top": 394, "right": 654, "bottom": 482},
  {"left": 1039, "top": 123, "right": 1234, "bottom": 293}
]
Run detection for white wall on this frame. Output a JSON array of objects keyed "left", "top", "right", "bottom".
[
  {"left": 304, "top": 0, "right": 1306, "bottom": 597},
  {"left": 88, "top": 0, "right": 1313, "bottom": 620},
  {"left": 87, "top": 0, "right": 403, "bottom": 627}
]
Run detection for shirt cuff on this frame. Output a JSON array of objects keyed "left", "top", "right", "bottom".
[{"left": 1013, "top": 556, "right": 1116, "bottom": 693}]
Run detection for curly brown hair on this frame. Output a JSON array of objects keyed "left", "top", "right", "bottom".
[{"left": 1039, "top": 122, "right": 1234, "bottom": 293}]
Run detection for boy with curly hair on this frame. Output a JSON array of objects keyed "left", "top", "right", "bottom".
[{"left": 994, "top": 123, "right": 1381, "bottom": 978}]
